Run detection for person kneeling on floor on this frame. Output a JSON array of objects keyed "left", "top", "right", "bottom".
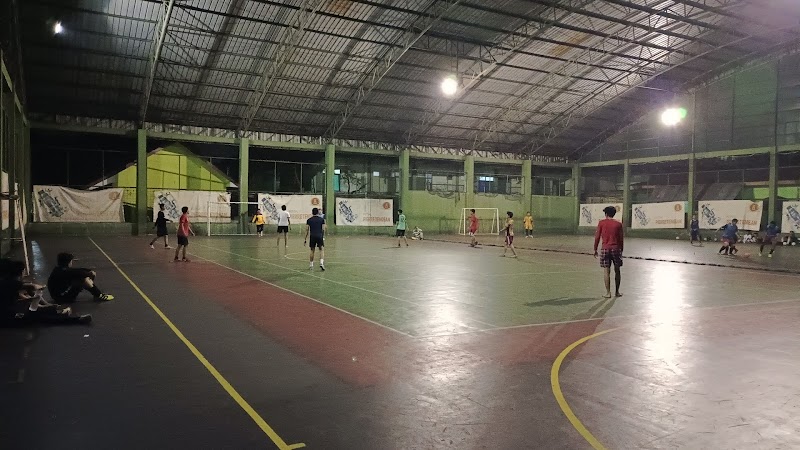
[
  {"left": 1, "top": 259, "right": 91, "bottom": 326},
  {"left": 411, "top": 226, "right": 424, "bottom": 240},
  {"left": 47, "top": 253, "right": 114, "bottom": 303}
]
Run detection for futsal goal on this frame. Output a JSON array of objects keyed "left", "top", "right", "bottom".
[
  {"left": 206, "top": 201, "right": 263, "bottom": 236},
  {"left": 458, "top": 208, "right": 500, "bottom": 235}
]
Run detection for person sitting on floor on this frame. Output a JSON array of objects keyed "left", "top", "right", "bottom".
[
  {"left": 1, "top": 259, "right": 91, "bottom": 326},
  {"left": 784, "top": 231, "right": 798, "bottom": 246},
  {"left": 411, "top": 226, "right": 424, "bottom": 240},
  {"left": 47, "top": 253, "right": 114, "bottom": 303}
]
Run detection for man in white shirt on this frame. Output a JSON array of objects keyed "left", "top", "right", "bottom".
[{"left": 277, "top": 205, "right": 291, "bottom": 248}]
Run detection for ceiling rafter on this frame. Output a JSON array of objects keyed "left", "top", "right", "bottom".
[
  {"left": 526, "top": 9, "right": 796, "bottom": 156},
  {"left": 403, "top": 0, "right": 596, "bottom": 146},
  {"left": 139, "top": 0, "right": 176, "bottom": 124},
  {"left": 238, "top": 0, "right": 328, "bottom": 134},
  {"left": 323, "top": 0, "right": 465, "bottom": 141},
  {"left": 469, "top": 1, "right": 727, "bottom": 151}
]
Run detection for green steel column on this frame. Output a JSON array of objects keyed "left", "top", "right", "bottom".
[
  {"left": 572, "top": 164, "right": 581, "bottom": 232},
  {"left": 238, "top": 138, "right": 249, "bottom": 233},
  {"left": 464, "top": 155, "right": 474, "bottom": 207},
  {"left": 622, "top": 161, "right": 631, "bottom": 228},
  {"left": 136, "top": 129, "right": 148, "bottom": 235},
  {"left": 687, "top": 154, "right": 695, "bottom": 218},
  {"left": 522, "top": 159, "right": 532, "bottom": 213},
  {"left": 325, "top": 143, "right": 335, "bottom": 230},
  {"left": 399, "top": 148, "right": 410, "bottom": 211},
  {"left": 768, "top": 147, "right": 778, "bottom": 223}
]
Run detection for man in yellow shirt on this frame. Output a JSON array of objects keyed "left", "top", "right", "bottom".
[
  {"left": 252, "top": 209, "right": 266, "bottom": 237},
  {"left": 523, "top": 211, "right": 534, "bottom": 238}
]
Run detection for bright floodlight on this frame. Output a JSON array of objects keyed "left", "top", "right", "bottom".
[
  {"left": 53, "top": 22, "right": 64, "bottom": 34},
  {"left": 441, "top": 76, "right": 458, "bottom": 96},
  {"left": 661, "top": 107, "right": 687, "bottom": 126}
]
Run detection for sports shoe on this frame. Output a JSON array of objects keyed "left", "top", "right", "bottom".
[
  {"left": 758, "top": 252, "right": 762, "bottom": 256},
  {"left": 150, "top": 244, "right": 155, "bottom": 249},
  {"left": 181, "top": 258, "right": 190, "bottom": 262},
  {"left": 94, "top": 294, "right": 114, "bottom": 302},
  {"left": 165, "top": 245, "right": 172, "bottom": 249},
  {"left": 78, "top": 314, "right": 93, "bottom": 325},
  {"left": 768, "top": 253, "right": 773, "bottom": 258},
  {"left": 320, "top": 264, "right": 325, "bottom": 271}
]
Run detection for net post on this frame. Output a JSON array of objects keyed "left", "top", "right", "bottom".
[{"left": 207, "top": 201, "right": 211, "bottom": 237}]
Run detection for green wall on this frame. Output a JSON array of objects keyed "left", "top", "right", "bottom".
[
  {"left": 116, "top": 143, "right": 231, "bottom": 208},
  {"left": 532, "top": 196, "right": 577, "bottom": 232},
  {"left": 404, "top": 190, "right": 465, "bottom": 234}
]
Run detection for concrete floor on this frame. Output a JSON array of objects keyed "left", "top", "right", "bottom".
[{"left": 1, "top": 235, "right": 799, "bottom": 449}]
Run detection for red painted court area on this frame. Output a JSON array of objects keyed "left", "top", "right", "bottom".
[{"left": 2, "top": 235, "right": 800, "bottom": 449}]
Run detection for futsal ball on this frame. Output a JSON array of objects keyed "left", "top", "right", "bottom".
[{"left": 675, "top": 236, "right": 680, "bottom": 240}]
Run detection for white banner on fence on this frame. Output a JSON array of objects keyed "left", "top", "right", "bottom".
[
  {"left": 257, "top": 194, "right": 322, "bottom": 224},
  {"left": 698, "top": 200, "right": 762, "bottom": 231},
  {"left": 631, "top": 201, "right": 685, "bottom": 229},
  {"left": 153, "top": 190, "right": 231, "bottom": 223},
  {"left": 33, "top": 186, "right": 124, "bottom": 223},
  {"left": 335, "top": 198, "right": 394, "bottom": 226},
  {"left": 578, "top": 203, "right": 623, "bottom": 227},
  {"left": 782, "top": 201, "right": 800, "bottom": 233}
]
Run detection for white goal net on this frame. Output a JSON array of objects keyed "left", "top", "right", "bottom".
[
  {"left": 459, "top": 208, "right": 500, "bottom": 235},
  {"left": 206, "top": 201, "right": 263, "bottom": 236}
]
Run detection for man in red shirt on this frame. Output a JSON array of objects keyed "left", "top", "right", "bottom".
[
  {"left": 593, "top": 206, "right": 624, "bottom": 298},
  {"left": 468, "top": 209, "right": 479, "bottom": 247},
  {"left": 174, "top": 206, "right": 195, "bottom": 262}
]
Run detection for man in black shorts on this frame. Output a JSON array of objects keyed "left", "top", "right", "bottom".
[
  {"left": 150, "top": 203, "right": 172, "bottom": 249},
  {"left": 304, "top": 207, "right": 326, "bottom": 271},
  {"left": 47, "top": 253, "right": 114, "bottom": 302}
]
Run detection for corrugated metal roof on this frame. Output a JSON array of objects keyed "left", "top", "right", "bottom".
[{"left": 20, "top": 0, "right": 800, "bottom": 157}]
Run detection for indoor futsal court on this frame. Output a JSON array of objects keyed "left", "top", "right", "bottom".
[{"left": 3, "top": 0, "right": 800, "bottom": 449}]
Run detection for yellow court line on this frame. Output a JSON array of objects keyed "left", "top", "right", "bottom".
[
  {"left": 88, "top": 238, "right": 305, "bottom": 450},
  {"left": 550, "top": 327, "right": 620, "bottom": 450}
]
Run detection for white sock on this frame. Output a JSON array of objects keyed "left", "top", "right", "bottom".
[
  {"left": 309, "top": 261, "right": 313, "bottom": 267},
  {"left": 320, "top": 259, "right": 324, "bottom": 265}
]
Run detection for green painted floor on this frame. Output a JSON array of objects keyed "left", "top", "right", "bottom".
[{"left": 187, "top": 236, "right": 800, "bottom": 337}]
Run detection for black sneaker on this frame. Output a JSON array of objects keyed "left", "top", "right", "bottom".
[
  {"left": 78, "top": 314, "right": 93, "bottom": 324},
  {"left": 320, "top": 264, "right": 326, "bottom": 271}
]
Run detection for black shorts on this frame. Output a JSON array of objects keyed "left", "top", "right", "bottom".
[
  {"left": 309, "top": 236, "right": 324, "bottom": 249},
  {"left": 256, "top": 224, "right": 264, "bottom": 232},
  {"left": 177, "top": 235, "right": 189, "bottom": 246},
  {"left": 690, "top": 230, "right": 700, "bottom": 239},
  {"left": 396, "top": 229, "right": 406, "bottom": 237},
  {"left": 53, "top": 286, "right": 82, "bottom": 303},
  {"left": 156, "top": 227, "right": 168, "bottom": 237},
  {"left": 277, "top": 226, "right": 289, "bottom": 234}
]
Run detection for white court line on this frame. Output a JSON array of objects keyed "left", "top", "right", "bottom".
[
  {"left": 187, "top": 253, "right": 414, "bottom": 338},
  {"left": 192, "top": 243, "right": 500, "bottom": 328},
  {"left": 193, "top": 243, "right": 421, "bottom": 306},
  {"left": 413, "top": 296, "right": 800, "bottom": 339}
]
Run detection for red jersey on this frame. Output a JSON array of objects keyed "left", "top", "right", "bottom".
[
  {"left": 469, "top": 214, "right": 479, "bottom": 232},
  {"left": 594, "top": 218, "right": 623, "bottom": 251},
  {"left": 178, "top": 213, "right": 190, "bottom": 237}
]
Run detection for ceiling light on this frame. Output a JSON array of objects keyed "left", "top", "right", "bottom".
[
  {"left": 441, "top": 76, "right": 458, "bottom": 96},
  {"left": 54, "top": 22, "right": 64, "bottom": 35},
  {"left": 661, "top": 107, "right": 687, "bottom": 126}
]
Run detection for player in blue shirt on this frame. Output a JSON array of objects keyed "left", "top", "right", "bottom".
[
  {"left": 718, "top": 218, "right": 739, "bottom": 256},
  {"left": 304, "top": 207, "right": 327, "bottom": 271},
  {"left": 759, "top": 221, "right": 780, "bottom": 258},
  {"left": 689, "top": 213, "right": 702, "bottom": 246}
]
